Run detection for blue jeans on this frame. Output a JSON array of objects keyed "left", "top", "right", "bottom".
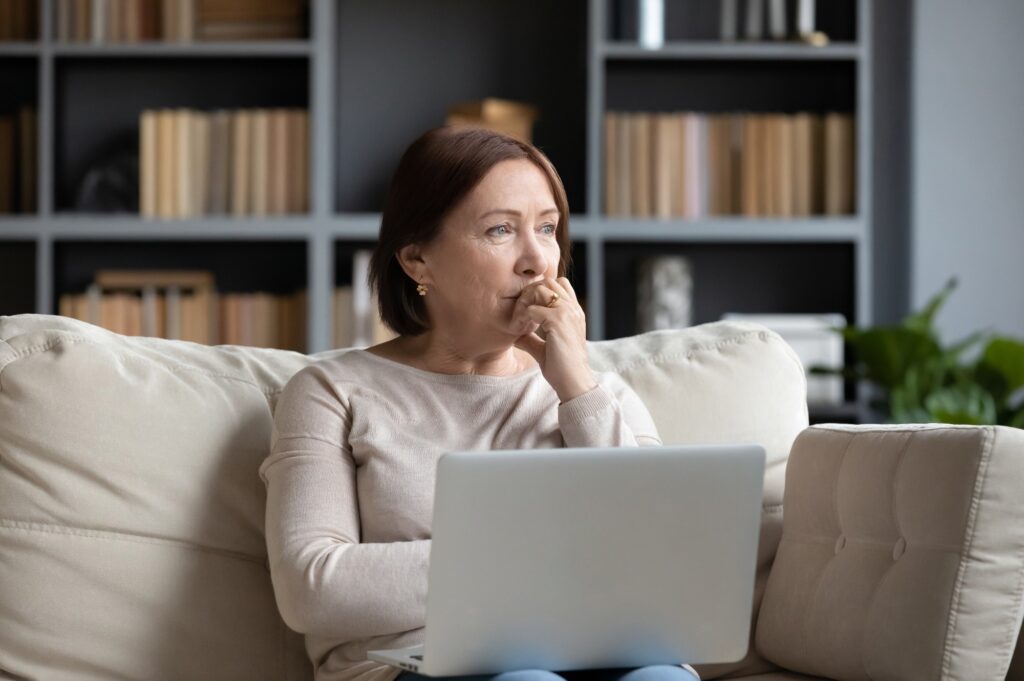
[{"left": 396, "top": 664, "right": 699, "bottom": 681}]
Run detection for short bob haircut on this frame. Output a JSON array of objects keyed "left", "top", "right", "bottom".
[{"left": 369, "top": 125, "right": 572, "bottom": 337}]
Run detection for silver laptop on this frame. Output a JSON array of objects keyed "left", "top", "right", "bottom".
[{"left": 368, "top": 444, "right": 766, "bottom": 677}]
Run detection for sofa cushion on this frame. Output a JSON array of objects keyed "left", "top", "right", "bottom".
[
  {"left": 0, "top": 314, "right": 807, "bottom": 680},
  {"left": 756, "top": 423, "right": 1024, "bottom": 681}
]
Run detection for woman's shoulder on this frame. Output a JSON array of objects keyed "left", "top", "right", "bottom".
[{"left": 280, "top": 350, "right": 379, "bottom": 395}]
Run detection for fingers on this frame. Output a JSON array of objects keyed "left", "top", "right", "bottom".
[{"left": 518, "top": 277, "right": 575, "bottom": 308}]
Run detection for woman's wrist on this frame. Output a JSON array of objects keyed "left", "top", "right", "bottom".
[{"left": 555, "top": 373, "right": 599, "bottom": 404}]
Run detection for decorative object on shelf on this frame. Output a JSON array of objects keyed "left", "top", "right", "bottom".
[
  {"left": 74, "top": 145, "right": 139, "bottom": 214},
  {"left": 722, "top": 312, "right": 847, "bottom": 406},
  {"left": 814, "top": 278, "right": 1024, "bottom": 427},
  {"left": 796, "top": 0, "right": 829, "bottom": 46},
  {"left": 604, "top": 110, "right": 855, "bottom": 219},
  {"left": 446, "top": 98, "right": 539, "bottom": 145},
  {"left": 636, "top": 255, "right": 693, "bottom": 332},
  {"left": 637, "top": 0, "right": 664, "bottom": 49},
  {"left": 139, "top": 107, "right": 309, "bottom": 219}
]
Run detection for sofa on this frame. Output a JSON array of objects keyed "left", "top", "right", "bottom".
[{"left": 1, "top": 312, "right": 1023, "bottom": 681}]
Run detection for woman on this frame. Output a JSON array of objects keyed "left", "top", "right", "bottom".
[{"left": 259, "top": 126, "right": 699, "bottom": 681}]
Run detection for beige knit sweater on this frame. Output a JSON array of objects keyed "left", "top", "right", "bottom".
[{"left": 258, "top": 349, "right": 663, "bottom": 681}]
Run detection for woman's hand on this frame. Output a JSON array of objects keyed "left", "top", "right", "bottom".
[{"left": 512, "top": 276, "right": 597, "bottom": 403}]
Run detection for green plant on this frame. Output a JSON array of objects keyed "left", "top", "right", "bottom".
[{"left": 811, "top": 277, "right": 1024, "bottom": 427}]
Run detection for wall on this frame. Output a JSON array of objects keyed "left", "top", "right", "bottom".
[{"left": 911, "top": 0, "right": 1024, "bottom": 343}]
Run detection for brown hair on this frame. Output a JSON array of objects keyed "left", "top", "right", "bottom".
[{"left": 369, "top": 125, "right": 572, "bottom": 337}]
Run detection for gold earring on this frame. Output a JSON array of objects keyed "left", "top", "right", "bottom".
[{"left": 416, "top": 282, "right": 428, "bottom": 296}]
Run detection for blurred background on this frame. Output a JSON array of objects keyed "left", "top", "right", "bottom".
[{"left": 1, "top": 0, "right": 1021, "bottom": 426}]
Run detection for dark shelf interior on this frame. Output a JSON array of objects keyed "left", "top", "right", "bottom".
[
  {"left": 607, "top": 0, "right": 857, "bottom": 43},
  {"left": 334, "top": 0, "right": 588, "bottom": 214},
  {"left": 0, "top": 57, "right": 38, "bottom": 216},
  {"left": 0, "top": 57, "right": 36, "bottom": 112},
  {"left": 605, "top": 58, "right": 856, "bottom": 113},
  {"left": 53, "top": 240, "right": 307, "bottom": 308},
  {"left": 333, "top": 240, "right": 380, "bottom": 287},
  {"left": 54, "top": 57, "right": 309, "bottom": 212},
  {"left": 0, "top": 241, "right": 36, "bottom": 316}
]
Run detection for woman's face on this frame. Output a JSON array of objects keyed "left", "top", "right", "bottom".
[{"left": 412, "top": 158, "right": 563, "bottom": 340}]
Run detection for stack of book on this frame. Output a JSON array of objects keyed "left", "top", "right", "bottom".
[
  {"left": 139, "top": 107, "right": 309, "bottom": 219},
  {"left": 332, "top": 250, "right": 398, "bottom": 349},
  {"left": 56, "top": 269, "right": 307, "bottom": 351},
  {"left": 55, "top": 0, "right": 306, "bottom": 43},
  {"left": 0, "top": 0, "right": 39, "bottom": 40},
  {"left": 0, "top": 107, "right": 37, "bottom": 215},
  {"left": 604, "top": 110, "right": 855, "bottom": 219}
]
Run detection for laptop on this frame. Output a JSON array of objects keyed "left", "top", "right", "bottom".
[{"left": 368, "top": 444, "right": 766, "bottom": 677}]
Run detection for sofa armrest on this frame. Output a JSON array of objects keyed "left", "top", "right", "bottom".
[{"left": 755, "top": 423, "right": 1024, "bottom": 681}]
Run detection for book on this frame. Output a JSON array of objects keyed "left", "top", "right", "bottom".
[
  {"left": 604, "top": 112, "right": 618, "bottom": 216},
  {"left": 630, "top": 112, "right": 650, "bottom": 218},
  {"left": 18, "top": 106, "right": 36, "bottom": 213},
  {"left": 824, "top": 112, "right": 855, "bottom": 215},
  {"left": 231, "top": 109, "right": 251, "bottom": 216}
]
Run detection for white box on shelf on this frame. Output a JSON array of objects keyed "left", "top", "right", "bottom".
[{"left": 721, "top": 313, "right": 847, "bottom": 406}]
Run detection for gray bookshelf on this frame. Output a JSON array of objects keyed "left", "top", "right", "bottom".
[{"left": 0, "top": 0, "right": 874, "bottom": 385}]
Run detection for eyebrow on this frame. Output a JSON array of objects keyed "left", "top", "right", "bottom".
[{"left": 479, "top": 208, "right": 559, "bottom": 219}]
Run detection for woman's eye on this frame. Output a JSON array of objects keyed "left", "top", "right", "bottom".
[
  {"left": 488, "top": 224, "right": 511, "bottom": 236},
  {"left": 540, "top": 223, "right": 557, "bottom": 235}
]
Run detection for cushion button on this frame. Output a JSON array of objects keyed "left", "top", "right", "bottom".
[
  {"left": 893, "top": 537, "right": 907, "bottom": 561},
  {"left": 834, "top": 535, "right": 846, "bottom": 554}
]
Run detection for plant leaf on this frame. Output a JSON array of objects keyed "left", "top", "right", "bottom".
[
  {"left": 981, "top": 337, "right": 1024, "bottom": 394},
  {"left": 904, "top": 277, "right": 957, "bottom": 334},
  {"left": 847, "top": 327, "right": 942, "bottom": 390},
  {"left": 924, "top": 383, "right": 998, "bottom": 425},
  {"left": 1010, "top": 406, "right": 1024, "bottom": 430}
]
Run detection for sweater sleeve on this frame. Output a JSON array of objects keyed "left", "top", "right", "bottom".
[
  {"left": 258, "top": 363, "right": 430, "bottom": 640},
  {"left": 557, "top": 371, "right": 663, "bottom": 448}
]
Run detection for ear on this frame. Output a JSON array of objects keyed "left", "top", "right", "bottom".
[{"left": 396, "top": 243, "right": 431, "bottom": 284}]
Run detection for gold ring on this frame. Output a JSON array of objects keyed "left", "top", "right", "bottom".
[{"left": 546, "top": 291, "right": 560, "bottom": 308}]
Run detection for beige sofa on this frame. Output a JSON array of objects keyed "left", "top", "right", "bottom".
[{"left": 1, "top": 312, "right": 1023, "bottom": 681}]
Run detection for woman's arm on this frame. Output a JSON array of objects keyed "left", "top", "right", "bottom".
[
  {"left": 558, "top": 372, "right": 663, "bottom": 448},
  {"left": 259, "top": 364, "right": 430, "bottom": 640}
]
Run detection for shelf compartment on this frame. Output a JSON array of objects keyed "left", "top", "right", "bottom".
[
  {"left": 0, "top": 240, "right": 36, "bottom": 315},
  {"left": 334, "top": 0, "right": 588, "bottom": 214},
  {"left": 53, "top": 239, "right": 309, "bottom": 349},
  {"left": 54, "top": 57, "right": 309, "bottom": 213},
  {"left": 602, "top": 240, "right": 855, "bottom": 337}
]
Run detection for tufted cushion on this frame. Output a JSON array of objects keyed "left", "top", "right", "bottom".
[
  {"left": 0, "top": 314, "right": 807, "bottom": 680},
  {"left": 756, "top": 423, "right": 1024, "bottom": 681}
]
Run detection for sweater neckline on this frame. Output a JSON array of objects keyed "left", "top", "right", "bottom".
[{"left": 355, "top": 348, "right": 543, "bottom": 385}]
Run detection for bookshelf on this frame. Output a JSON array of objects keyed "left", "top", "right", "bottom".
[{"left": 1, "top": 0, "right": 876, "bottom": 419}]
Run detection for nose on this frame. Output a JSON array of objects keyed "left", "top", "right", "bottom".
[{"left": 514, "top": 229, "right": 551, "bottom": 278}]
